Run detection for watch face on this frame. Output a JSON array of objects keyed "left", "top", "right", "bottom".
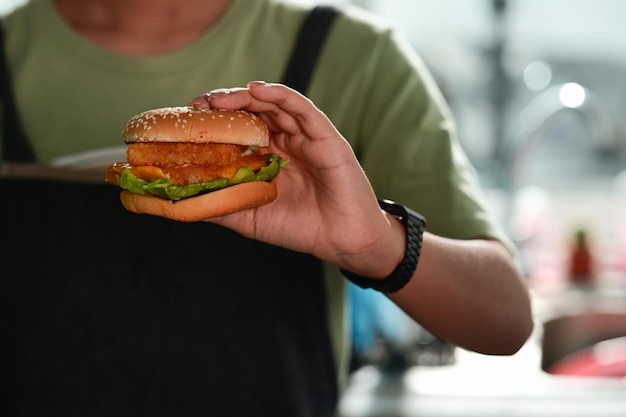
[{"left": 378, "top": 199, "right": 426, "bottom": 227}]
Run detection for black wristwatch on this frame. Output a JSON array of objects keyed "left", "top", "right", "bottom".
[{"left": 341, "top": 199, "right": 426, "bottom": 293}]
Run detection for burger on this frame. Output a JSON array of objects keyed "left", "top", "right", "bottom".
[{"left": 106, "top": 106, "right": 287, "bottom": 222}]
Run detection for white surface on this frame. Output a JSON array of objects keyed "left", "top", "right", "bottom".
[
  {"left": 339, "top": 290, "right": 626, "bottom": 417},
  {"left": 339, "top": 343, "right": 626, "bottom": 417}
]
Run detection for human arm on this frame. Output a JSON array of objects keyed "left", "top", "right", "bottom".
[{"left": 191, "top": 82, "right": 533, "bottom": 355}]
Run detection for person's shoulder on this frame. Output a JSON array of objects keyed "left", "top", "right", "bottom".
[
  {"left": 1, "top": 0, "right": 36, "bottom": 55},
  {"left": 339, "top": 4, "right": 395, "bottom": 31},
  {"left": 1, "top": 0, "right": 51, "bottom": 40},
  {"left": 261, "top": 0, "right": 395, "bottom": 35},
  {"left": 255, "top": 0, "right": 310, "bottom": 22},
  {"left": 1, "top": 0, "right": 28, "bottom": 28},
  {"left": 323, "top": 3, "right": 398, "bottom": 46},
  {"left": 291, "top": 3, "right": 398, "bottom": 56}
]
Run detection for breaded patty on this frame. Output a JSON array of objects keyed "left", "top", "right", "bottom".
[
  {"left": 107, "top": 152, "right": 271, "bottom": 185},
  {"left": 127, "top": 142, "right": 245, "bottom": 166}
]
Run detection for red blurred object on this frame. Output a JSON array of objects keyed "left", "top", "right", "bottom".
[
  {"left": 549, "top": 337, "right": 626, "bottom": 378},
  {"left": 568, "top": 228, "right": 594, "bottom": 284}
]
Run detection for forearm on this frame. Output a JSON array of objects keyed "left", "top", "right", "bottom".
[{"left": 388, "top": 234, "right": 533, "bottom": 355}]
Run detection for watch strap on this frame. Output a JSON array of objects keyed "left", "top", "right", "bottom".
[{"left": 341, "top": 199, "right": 426, "bottom": 293}]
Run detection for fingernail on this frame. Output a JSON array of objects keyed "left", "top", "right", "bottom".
[
  {"left": 190, "top": 94, "right": 209, "bottom": 107},
  {"left": 208, "top": 87, "right": 233, "bottom": 98},
  {"left": 208, "top": 90, "right": 229, "bottom": 99},
  {"left": 192, "top": 90, "right": 230, "bottom": 108},
  {"left": 247, "top": 81, "right": 270, "bottom": 88}
]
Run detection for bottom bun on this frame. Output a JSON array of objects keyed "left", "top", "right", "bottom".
[{"left": 120, "top": 181, "right": 278, "bottom": 222}]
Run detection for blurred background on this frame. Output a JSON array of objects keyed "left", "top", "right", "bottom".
[
  {"left": 319, "top": 1, "right": 626, "bottom": 415},
  {"left": 3, "top": 0, "right": 625, "bottom": 415},
  {"left": 332, "top": 2, "right": 626, "bottom": 416}
]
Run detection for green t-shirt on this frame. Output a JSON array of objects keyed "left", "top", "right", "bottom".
[{"left": 2, "top": 0, "right": 511, "bottom": 383}]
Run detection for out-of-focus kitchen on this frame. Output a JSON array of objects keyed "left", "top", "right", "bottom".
[
  {"left": 333, "top": 0, "right": 626, "bottom": 416},
  {"left": 3, "top": 0, "right": 624, "bottom": 415}
]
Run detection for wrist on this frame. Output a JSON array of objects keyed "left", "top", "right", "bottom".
[
  {"left": 341, "top": 199, "right": 426, "bottom": 293},
  {"left": 370, "top": 211, "right": 406, "bottom": 278},
  {"left": 337, "top": 208, "right": 404, "bottom": 279}
]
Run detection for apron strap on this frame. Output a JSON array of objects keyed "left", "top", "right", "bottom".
[
  {"left": 0, "top": 21, "right": 36, "bottom": 162},
  {"left": 281, "top": 5, "right": 341, "bottom": 95}
]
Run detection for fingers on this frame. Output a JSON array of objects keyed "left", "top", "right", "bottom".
[
  {"left": 189, "top": 87, "right": 247, "bottom": 109},
  {"left": 190, "top": 85, "right": 293, "bottom": 134},
  {"left": 190, "top": 82, "right": 340, "bottom": 141},
  {"left": 190, "top": 83, "right": 298, "bottom": 111}
]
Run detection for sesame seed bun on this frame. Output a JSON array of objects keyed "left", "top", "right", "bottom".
[
  {"left": 122, "top": 107, "right": 270, "bottom": 146},
  {"left": 119, "top": 181, "right": 278, "bottom": 222}
]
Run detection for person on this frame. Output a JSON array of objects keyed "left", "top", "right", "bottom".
[{"left": 0, "top": 0, "right": 533, "bottom": 416}]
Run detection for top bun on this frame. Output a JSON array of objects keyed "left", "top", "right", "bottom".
[{"left": 122, "top": 107, "right": 270, "bottom": 147}]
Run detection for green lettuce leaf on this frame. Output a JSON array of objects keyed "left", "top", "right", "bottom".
[{"left": 118, "top": 153, "right": 288, "bottom": 201}]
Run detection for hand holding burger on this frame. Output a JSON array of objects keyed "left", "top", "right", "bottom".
[
  {"left": 189, "top": 81, "right": 406, "bottom": 280},
  {"left": 107, "top": 82, "right": 404, "bottom": 279}
]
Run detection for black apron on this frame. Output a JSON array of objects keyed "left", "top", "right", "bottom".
[{"left": 0, "top": 7, "right": 341, "bottom": 417}]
